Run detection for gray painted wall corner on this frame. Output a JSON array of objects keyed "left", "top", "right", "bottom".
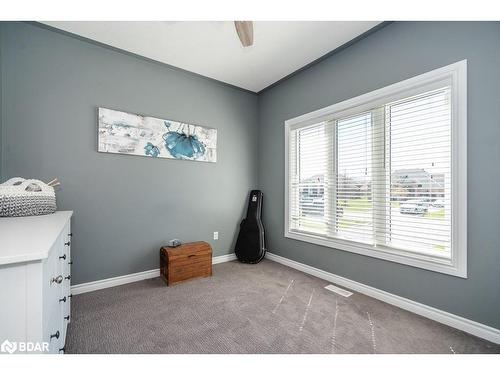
[
  {"left": 1, "top": 20, "right": 499, "bottom": 331},
  {"left": 0, "top": 21, "right": 259, "bottom": 284},
  {"left": 257, "top": 21, "right": 500, "bottom": 329}
]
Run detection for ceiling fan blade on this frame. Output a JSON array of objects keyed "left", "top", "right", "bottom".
[{"left": 234, "top": 21, "right": 253, "bottom": 47}]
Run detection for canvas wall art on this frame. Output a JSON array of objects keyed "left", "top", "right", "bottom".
[{"left": 98, "top": 107, "right": 217, "bottom": 162}]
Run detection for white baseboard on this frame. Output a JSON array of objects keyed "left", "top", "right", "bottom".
[
  {"left": 71, "top": 269, "right": 160, "bottom": 295},
  {"left": 71, "top": 253, "right": 237, "bottom": 295},
  {"left": 266, "top": 252, "right": 500, "bottom": 345},
  {"left": 212, "top": 253, "right": 237, "bottom": 264}
]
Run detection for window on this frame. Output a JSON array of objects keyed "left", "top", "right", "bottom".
[{"left": 285, "top": 61, "right": 467, "bottom": 277}]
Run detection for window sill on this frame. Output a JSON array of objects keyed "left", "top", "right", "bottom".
[{"left": 285, "top": 230, "right": 467, "bottom": 278}]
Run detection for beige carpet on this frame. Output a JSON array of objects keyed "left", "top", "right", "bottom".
[{"left": 66, "top": 260, "right": 500, "bottom": 354}]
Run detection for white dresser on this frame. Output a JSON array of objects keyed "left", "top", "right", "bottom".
[{"left": 0, "top": 211, "right": 73, "bottom": 354}]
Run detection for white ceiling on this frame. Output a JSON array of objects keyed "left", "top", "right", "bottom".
[{"left": 43, "top": 21, "right": 381, "bottom": 92}]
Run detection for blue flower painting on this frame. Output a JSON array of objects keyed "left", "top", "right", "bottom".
[
  {"left": 144, "top": 142, "right": 160, "bottom": 158},
  {"left": 163, "top": 132, "right": 206, "bottom": 159},
  {"left": 98, "top": 108, "right": 217, "bottom": 162}
]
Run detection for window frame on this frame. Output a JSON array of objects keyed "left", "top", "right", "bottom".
[{"left": 284, "top": 60, "right": 467, "bottom": 278}]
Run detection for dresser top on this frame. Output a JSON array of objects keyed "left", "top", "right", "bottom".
[{"left": 0, "top": 211, "right": 73, "bottom": 265}]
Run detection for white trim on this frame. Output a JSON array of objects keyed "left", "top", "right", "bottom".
[
  {"left": 285, "top": 61, "right": 465, "bottom": 128},
  {"left": 266, "top": 252, "right": 500, "bottom": 345},
  {"left": 452, "top": 60, "right": 468, "bottom": 279},
  {"left": 71, "top": 269, "right": 160, "bottom": 295},
  {"left": 212, "top": 253, "right": 237, "bottom": 264},
  {"left": 285, "top": 231, "right": 463, "bottom": 277},
  {"left": 284, "top": 60, "right": 467, "bottom": 278},
  {"left": 71, "top": 253, "right": 237, "bottom": 295}
]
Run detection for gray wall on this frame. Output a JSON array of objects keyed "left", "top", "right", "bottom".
[
  {"left": 2, "top": 21, "right": 499, "bottom": 329},
  {"left": 0, "top": 22, "right": 258, "bottom": 284},
  {"left": 0, "top": 25, "right": 3, "bottom": 179},
  {"left": 258, "top": 22, "right": 500, "bottom": 329}
]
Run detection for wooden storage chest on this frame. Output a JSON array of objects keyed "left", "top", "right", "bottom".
[{"left": 160, "top": 241, "right": 212, "bottom": 285}]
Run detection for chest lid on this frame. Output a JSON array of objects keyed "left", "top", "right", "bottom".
[{"left": 164, "top": 241, "right": 212, "bottom": 261}]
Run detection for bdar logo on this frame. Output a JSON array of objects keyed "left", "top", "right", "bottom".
[{"left": 1, "top": 340, "right": 17, "bottom": 354}]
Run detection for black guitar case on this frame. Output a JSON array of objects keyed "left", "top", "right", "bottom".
[{"left": 235, "top": 190, "right": 266, "bottom": 263}]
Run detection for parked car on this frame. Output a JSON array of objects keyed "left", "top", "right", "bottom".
[
  {"left": 400, "top": 199, "right": 430, "bottom": 215},
  {"left": 431, "top": 199, "right": 445, "bottom": 208},
  {"left": 299, "top": 197, "right": 323, "bottom": 217},
  {"left": 310, "top": 198, "right": 325, "bottom": 216}
]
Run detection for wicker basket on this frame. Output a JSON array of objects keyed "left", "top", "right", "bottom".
[{"left": 0, "top": 177, "right": 57, "bottom": 217}]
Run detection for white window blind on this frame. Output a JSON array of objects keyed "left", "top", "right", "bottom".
[
  {"left": 289, "top": 122, "right": 333, "bottom": 235},
  {"left": 336, "top": 112, "right": 375, "bottom": 245},
  {"left": 289, "top": 88, "right": 451, "bottom": 256},
  {"left": 285, "top": 61, "right": 467, "bottom": 277},
  {"left": 386, "top": 89, "right": 452, "bottom": 257}
]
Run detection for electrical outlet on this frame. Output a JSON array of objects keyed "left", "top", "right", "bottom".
[{"left": 213, "top": 231, "right": 219, "bottom": 240}]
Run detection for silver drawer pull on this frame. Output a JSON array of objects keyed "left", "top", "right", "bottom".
[
  {"left": 65, "top": 275, "right": 71, "bottom": 281},
  {"left": 51, "top": 275, "right": 63, "bottom": 284},
  {"left": 64, "top": 241, "right": 71, "bottom": 246},
  {"left": 50, "top": 330, "right": 60, "bottom": 340},
  {"left": 59, "top": 254, "right": 66, "bottom": 260}
]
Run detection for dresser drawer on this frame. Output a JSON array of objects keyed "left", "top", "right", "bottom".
[
  {"left": 42, "top": 221, "right": 72, "bottom": 354},
  {"left": 46, "top": 305, "right": 63, "bottom": 354},
  {"left": 60, "top": 221, "right": 72, "bottom": 347},
  {"left": 42, "top": 237, "right": 63, "bottom": 334}
]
